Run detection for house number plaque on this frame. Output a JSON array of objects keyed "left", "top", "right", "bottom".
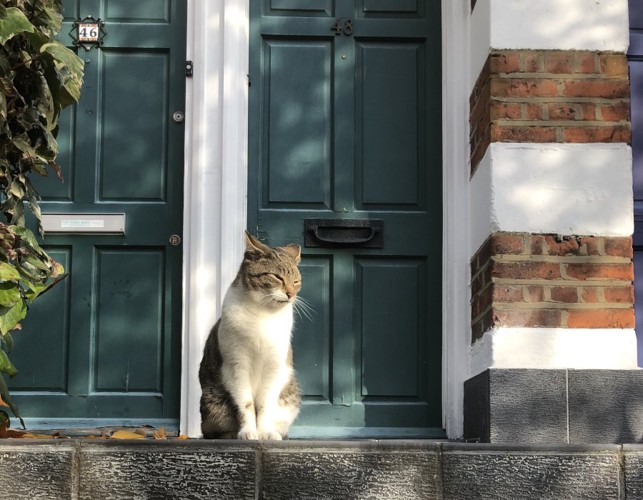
[{"left": 70, "top": 16, "right": 106, "bottom": 51}]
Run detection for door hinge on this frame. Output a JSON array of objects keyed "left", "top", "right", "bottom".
[{"left": 185, "top": 60, "right": 193, "bottom": 77}]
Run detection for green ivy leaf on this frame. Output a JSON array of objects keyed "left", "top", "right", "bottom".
[
  {"left": 0, "top": 348, "right": 17, "bottom": 377},
  {"left": 40, "top": 42, "right": 84, "bottom": 106},
  {"left": 2, "top": 332, "right": 13, "bottom": 354},
  {"left": 0, "top": 300, "right": 27, "bottom": 336},
  {"left": 0, "top": 261, "right": 20, "bottom": 281},
  {"left": 0, "top": 7, "right": 36, "bottom": 45},
  {"left": 0, "top": 283, "right": 19, "bottom": 308},
  {"left": 0, "top": 374, "right": 23, "bottom": 427}
]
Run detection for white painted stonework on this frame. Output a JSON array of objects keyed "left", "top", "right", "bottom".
[
  {"left": 470, "top": 328, "right": 639, "bottom": 378},
  {"left": 469, "top": 143, "right": 634, "bottom": 256},
  {"left": 182, "top": 0, "right": 250, "bottom": 438},
  {"left": 466, "top": 0, "right": 637, "bottom": 436},
  {"left": 470, "top": 0, "right": 630, "bottom": 92}
]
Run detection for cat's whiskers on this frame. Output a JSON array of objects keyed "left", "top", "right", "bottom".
[{"left": 293, "top": 295, "right": 315, "bottom": 322}]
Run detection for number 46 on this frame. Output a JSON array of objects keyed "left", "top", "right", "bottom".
[
  {"left": 332, "top": 18, "right": 353, "bottom": 36},
  {"left": 79, "top": 24, "right": 98, "bottom": 40}
]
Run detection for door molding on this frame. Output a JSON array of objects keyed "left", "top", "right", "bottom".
[
  {"left": 182, "top": 0, "right": 470, "bottom": 438},
  {"left": 440, "top": 1, "right": 470, "bottom": 438},
  {"left": 182, "top": 0, "right": 250, "bottom": 437}
]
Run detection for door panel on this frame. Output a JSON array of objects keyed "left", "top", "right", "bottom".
[
  {"left": 358, "top": 42, "right": 423, "bottom": 207},
  {"left": 9, "top": 0, "right": 185, "bottom": 426},
  {"left": 94, "top": 249, "right": 165, "bottom": 393},
  {"left": 358, "top": 259, "right": 424, "bottom": 398},
  {"left": 265, "top": 40, "right": 332, "bottom": 206},
  {"left": 249, "top": 0, "right": 442, "bottom": 436},
  {"left": 100, "top": 52, "right": 169, "bottom": 201}
]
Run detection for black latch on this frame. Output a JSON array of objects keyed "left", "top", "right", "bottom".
[
  {"left": 186, "top": 60, "right": 193, "bottom": 77},
  {"left": 304, "top": 219, "right": 384, "bottom": 248}
]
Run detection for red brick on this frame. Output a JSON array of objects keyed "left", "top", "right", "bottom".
[
  {"left": 578, "top": 53, "right": 597, "bottom": 74},
  {"left": 578, "top": 237, "right": 601, "bottom": 256},
  {"left": 470, "top": 83, "right": 491, "bottom": 123},
  {"left": 599, "top": 54, "right": 628, "bottom": 77},
  {"left": 604, "top": 286, "right": 634, "bottom": 304},
  {"left": 579, "top": 102, "right": 597, "bottom": 121},
  {"left": 548, "top": 104, "right": 578, "bottom": 120},
  {"left": 599, "top": 101, "right": 630, "bottom": 122},
  {"left": 493, "top": 308, "right": 562, "bottom": 328},
  {"left": 562, "top": 125, "right": 631, "bottom": 143},
  {"left": 473, "top": 236, "right": 494, "bottom": 267},
  {"left": 542, "top": 235, "right": 581, "bottom": 256},
  {"left": 472, "top": 288, "right": 493, "bottom": 318},
  {"left": 550, "top": 286, "right": 578, "bottom": 303},
  {"left": 563, "top": 79, "right": 629, "bottom": 98},
  {"left": 526, "top": 285, "right": 545, "bottom": 302},
  {"left": 530, "top": 235, "right": 546, "bottom": 255},
  {"left": 525, "top": 103, "right": 542, "bottom": 120},
  {"left": 522, "top": 52, "right": 540, "bottom": 73},
  {"left": 604, "top": 237, "right": 633, "bottom": 258},
  {"left": 490, "top": 52, "right": 521, "bottom": 73},
  {"left": 493, "top": 284, "right": 524, "bottom": 303},
  {"left": 544, "top": 53, "right": 574, "bottom": 73},
  {"left": 491, "top": 233, "right": 525, "bottom": 255},
  {"left": 564, "top": 263, "right": 633, "bottom": 281},
  {"left": 492, "top": 261, "right": 561, "bottom": 280},
  {"left": 490, "top": 78, "right": 559, "bottom": 98},
  {"left": 580, "top": 287, "right": 600, "bottom": 303},
  {"left": 566, "top": 308, "right": 635, "bottom": 328},
  {"left": 491, "top": 124, "right": 557, "bottom": 143},
  {"left": 471, "top": 265, "right": 492, "bottom": 297},
  {"left": 490, "top": 101, "right": 522, "bottom": 120}
]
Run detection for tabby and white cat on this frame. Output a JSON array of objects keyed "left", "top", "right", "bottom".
[{"left": 199, "top": 232, "right": 302, "bottom": 439}]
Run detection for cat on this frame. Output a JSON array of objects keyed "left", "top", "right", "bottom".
[{"left": 199, "top": 232, "right": 302, "bottom": 439}]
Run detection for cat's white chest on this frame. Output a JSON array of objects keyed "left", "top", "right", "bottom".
[
  {"left": 254, "top": 307, "right": 293, "bottom": 350},
  {"left": 219, "top": 290, "right": 294, "bottom": 397}
]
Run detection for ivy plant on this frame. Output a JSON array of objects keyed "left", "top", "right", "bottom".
[{"left": 0, "top": 0, "right": 83, "bottom": 426}]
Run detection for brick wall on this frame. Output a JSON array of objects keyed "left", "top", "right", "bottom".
[
  {"left": 471, "top": 233, "right": 634, "bottom": 341},
  {"left": 469, "top": 48, "right": 633, "bottom": 343},
  {"left": 470, "top": 50, "right": 630, "bottom": 174}
]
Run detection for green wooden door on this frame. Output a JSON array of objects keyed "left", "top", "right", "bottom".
[
  {"left": 8, "top": 0, "right": 185, "bottom": 428},
  {"left": 248, "top": 0, "right": 442, "bottom": 437}
]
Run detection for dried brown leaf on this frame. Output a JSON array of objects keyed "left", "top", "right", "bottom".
[
  {"left": 110, "top": 429, "right": 145, "bottom": 440},
  {"left": 153, "top": 426, "right": 167, "bottom": 440}
]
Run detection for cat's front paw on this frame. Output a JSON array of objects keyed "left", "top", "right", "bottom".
[
  {"left": 258, "top": 430, "right": 283, "bottom": 441},
  {"left": 237, "top": 429, "right": 259, "bottom": 440}
]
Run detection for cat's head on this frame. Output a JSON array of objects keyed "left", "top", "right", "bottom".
[{"left": 237, "top": 232, "right": 302, "bottom": 308}]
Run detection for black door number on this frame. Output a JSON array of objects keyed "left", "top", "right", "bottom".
[{"left": 332, "top": 18, "right": 353, "bottom": 36}]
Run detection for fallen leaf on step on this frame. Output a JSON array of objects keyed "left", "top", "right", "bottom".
[
  {"left": 110, "top": 430, "right": 145, "bottom": 440},
  {"left": 153, "top": 427, "right": 167, "bottom": 439}
]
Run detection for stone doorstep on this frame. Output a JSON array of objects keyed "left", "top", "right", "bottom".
[{"left": 0, "top": 440, "right": 642, "bottom": 499}]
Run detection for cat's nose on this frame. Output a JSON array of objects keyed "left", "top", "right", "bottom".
[{"left": 286, "top": 290, "right": 294, "bottom": 299}]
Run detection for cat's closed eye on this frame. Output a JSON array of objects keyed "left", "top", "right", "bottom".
[{"left": 268, "top": 273, "right": 284, "bottom": 284}]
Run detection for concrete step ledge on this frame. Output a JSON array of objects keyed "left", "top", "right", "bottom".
[{"left": 1, "top": 440, "right": 642, "bottom": 499}]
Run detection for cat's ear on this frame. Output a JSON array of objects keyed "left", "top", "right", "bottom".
[
  {"left": 244, "top": 231, "right": 271, "bottom": 255},
  {"left": 281, "top": 244, "right": 301, "bottom": 263}
]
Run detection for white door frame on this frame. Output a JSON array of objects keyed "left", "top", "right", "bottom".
[{"left": 180, "top": 0, "right": 471, "bottom": 439}]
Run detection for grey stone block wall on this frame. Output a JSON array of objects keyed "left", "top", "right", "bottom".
[
  {"left": 78, "top": 441, "right": 257, "bottom": 499},
  {"left": 1, "top": 440, "right": 642, "bottom": 499},
  {"left": 0, "top": 441, "right": 75, "bottom": 500},
  {"left": 464, "top": 369, "right": 643, "bottom": 444}
]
